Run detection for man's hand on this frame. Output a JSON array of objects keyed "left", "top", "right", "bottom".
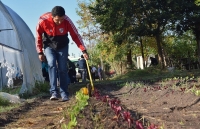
[
  {"left": 83, "top": 53, "right": 89, "bottom": 60},
  {"left": 39, "top": 54, "right": 45, "bottom": 61}
]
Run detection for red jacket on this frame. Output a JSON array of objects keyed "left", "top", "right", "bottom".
[{"left": 36, "top": 12, "right": 86, "bottom": 54}]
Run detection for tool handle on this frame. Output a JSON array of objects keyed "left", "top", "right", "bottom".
[{"left": 85, "top": 59, "right": 94, "bottom": 90}]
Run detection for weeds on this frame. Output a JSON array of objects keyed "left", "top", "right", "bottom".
[
  {"left": 0, "top": 81, "right": 49, "bottom": 113},
  {"left": 0, "top": 96, "right": 21, "bottom": 113},
  {"left": 0, "top": 96, "right": 11, "bottom": 106},
  {"left": 19, "top": 81, "right": 49, "bottom": 99},
  {"left": 34, "top": 81, "right": 49, "bottom": 93},
  {"left": 1, "top": 86, "right": 21, "bottom": 94}
]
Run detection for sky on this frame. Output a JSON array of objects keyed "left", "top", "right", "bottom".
[{"left": 1, "top": 0, "right": 85, "bottom": 58}]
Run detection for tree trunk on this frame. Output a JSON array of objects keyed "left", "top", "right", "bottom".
[
  {"left": 140, "top": 37, "right": 145, "bottom": 68},
  {"left": 194, "top": 22, "right": 200, "bottom": 63},
  {"left": 99, "top": 54, "right": 106, "bottom": 80},
  {"left": 155, "top": 34, "right": 165, "bottom": 69},
  {"left": 127, "top": 49, "right": 132, "bottom": 68},
  {"left": 121, "top": 61, "right": 123, "bottom": 74}
]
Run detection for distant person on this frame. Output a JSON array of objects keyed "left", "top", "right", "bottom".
[
  {"left": 68, "top": 60, "right": 77, "bottom": 83},
  {"left": 150, "top": 57, "right": 158, "bottom": 66},
  {"left": 97, "top": 64, "right": 103, "bottom": 81},
  {"left": 78, "top": 55, "right": 87, "bottom": 83},
  {"left": 91, "top": 65, "right": 97, "bottom": 81},
  {"left": 86, "top": 65, "right": 92, "bottom": 81},
  {"left": 41, "top": 57, "right": 49, "bottom": 82},
  {"left": 35, "top": 6, "right": 89, "bottom": 101}
]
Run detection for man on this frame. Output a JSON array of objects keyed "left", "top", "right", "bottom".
[
  {"left": 150, "top": 57, "right": 158, "bottom": 66},
  {"left": 97, "top": 64, "right": 102, "bottom": 81},
  {"left": 91, "top": 65, "right": 97, "bottom": 81},
  {"left": 68, "top": 59, "right": 77, "bottom": 83},
  {"left": 78, "top": 55, "right": 87, "bottom": 83},
  {"left": 35, "top": 6, "right": 89, "bottom": 101},
  {"left": 41, "top": 57, "right": 49, "bottom": 82}
]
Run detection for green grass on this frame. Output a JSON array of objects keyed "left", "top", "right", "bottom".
[
  {"left": 34, "top": 81, "right": 50, "bottom": 93},
  {"left": 108, "top": 67, "right": 200, "bottom": 96},
  {"left": 112, "top": 67, "right": 200, "bottom": 82},
  {"left": 0, "top": 81, "right": 50, "bottom": 113},
  {"left": 0, "top": 96, "right": 21, "bottom": 113},
  {"left": 0, "top": 87, "right": 21, "bottom": 113},
  {"left": 0, "top": 104, "right": 20, "bottom": 113},
  {"left": 0, "top": 96, "right": 11, "bottom": 106},
  {"left": 1, "top": 86, "right": 21, "bottom": 95},
  {"left": 19, "top": 81, "right": 50, "bottom": 99}
]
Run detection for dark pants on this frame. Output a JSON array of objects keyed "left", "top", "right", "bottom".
[
  {"left": 91, "top": 72, "right": 95, "bottom": 81},
  {"left": 79, "top": 69, "right": 86, "bottom": 82}
]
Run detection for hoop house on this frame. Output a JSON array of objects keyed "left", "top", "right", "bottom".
[{"left": 0, "top": 1, "right": 43, "bottom": 93}]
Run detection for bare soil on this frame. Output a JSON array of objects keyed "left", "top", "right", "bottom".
[{"left": 0, "top": 78, "right": 200, "bottom": 129}]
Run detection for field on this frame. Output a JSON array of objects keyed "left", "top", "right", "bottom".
[{"left": 0, "top": 69, "right": 200, "bottom": 129}]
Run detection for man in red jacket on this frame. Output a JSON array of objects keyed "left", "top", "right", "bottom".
[{"left": 36, "top": 6, "right": 88, "bottom": 101}]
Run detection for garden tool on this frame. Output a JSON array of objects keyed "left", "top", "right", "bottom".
[{"left": 85, "top": 59, "right": 94, "bottom": 97}]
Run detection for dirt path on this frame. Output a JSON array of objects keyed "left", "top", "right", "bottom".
[
  {"left": 0, "top": 84, "right": 83, "bottom": 129},
  {"left": 0, "top": 95, "right": 76, "bottom": 129}
]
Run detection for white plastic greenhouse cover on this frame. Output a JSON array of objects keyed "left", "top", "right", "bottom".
[{"left": 0, "top": 1, "right": 44, "bottom": 93}]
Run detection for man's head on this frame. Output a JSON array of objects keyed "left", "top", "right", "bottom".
[{"left": 51, "top": 6, "right": 65, "bottom": 25}]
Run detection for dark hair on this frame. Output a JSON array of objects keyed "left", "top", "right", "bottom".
[
  {"left": 81, "top": 55, "right": 84, "bottom": 58},
  {"left": 51, "top": 6, "right": 65, "bottom": 17}
]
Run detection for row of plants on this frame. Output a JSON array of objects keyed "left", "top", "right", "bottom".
[
  {"left": 91, "top": 89, "right": 161, "bottom": 129},
  {"left": 59, "top": 85, "right": 162, "bottom": 129},
  {"left": 124, "top": 76, "right": 200, "bottom": 97},
  {"left": 61, "top": 88, "right": 89, "bottom": 129}
]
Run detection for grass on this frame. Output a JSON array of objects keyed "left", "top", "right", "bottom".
[
  {"left": 0, "top": 103, "right": 20, "bottom": 113},
  {"left": 19, "top": 81, "right": 50, "bottom": 99},
  {"left": 0, "top": 96, "right": 21, "bottom": 113},
  {"left": 0, "top": 86, "right": 21, "bottom": 113},
  {"left": 110, "top": 67, "right": 200, "bottom": 84},
  {"left": 1, "top": 86, "right": 21, "bottom": 94},
  {"left": 0, "top": 96, "right": 11, "bottom": 106},
  {"left": 0, "top": 81, "right": 50, "bottom": 113},
  {"left": 107, "top": 67, "right": 200, "bottom": 96}
]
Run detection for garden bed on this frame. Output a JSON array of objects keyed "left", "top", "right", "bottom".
[{"left": 0, "top": 76, "right": 200, "bottom": 129}]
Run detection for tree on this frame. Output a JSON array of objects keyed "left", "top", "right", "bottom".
[
  {"left": 163, "top": 31, "right": 197, "bottom": 68},
  {"left": 76, "top": 0, "right": 104, "bottom": 67},
  {"left": 174, "top": 0, "right": 200, "bottom": 62},
  {"left": 76, "top": 0, "right": 100, "bottom": 46},
  {"left": 89, "top": 0, "right": 137, "bottom": 68},
  {"left": 90, "top": 0, "right": 179, "bottom": 69}
]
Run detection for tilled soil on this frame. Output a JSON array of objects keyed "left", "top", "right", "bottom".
[{"left": 0, "top": 80, "right": 200, "bottom": 129}]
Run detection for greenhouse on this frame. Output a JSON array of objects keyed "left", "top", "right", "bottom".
[{"left": 0, "top": 1, "right": 43, "bottom": 93}]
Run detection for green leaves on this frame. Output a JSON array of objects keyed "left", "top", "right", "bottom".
[
  {"left": 195, "top": 90, "right": 200, "bottom": 96},
  {"left": 62, "top": 90, "right": 89, "bottom": 129},
  {"left": 195, "top": 0, "right": 200, "bottom": 6}
]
